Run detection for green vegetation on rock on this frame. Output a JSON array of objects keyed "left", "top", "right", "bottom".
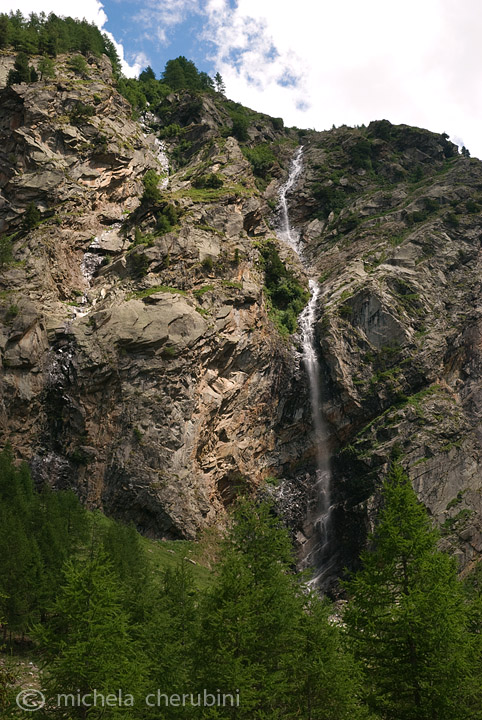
[{"left": 258, "top": 240, "right": 309, "bottom": 335}]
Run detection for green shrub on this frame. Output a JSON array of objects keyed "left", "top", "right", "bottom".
[
  {"left": 162, "top": 346, "right": 177, "bottom": 358},
  {"left": 128, "top": 252, "right": 149, "bottom": 278},
  {"left": 156, "top": 203, "right": 179, "bottom": 234},
  {"left": 38, "top": 56, "right": 55, "bottom": 80},
  {"left": 23, "top": 202, "right": 41, "bottom": 229},
  {"left": 69, "top": 101, "right": 95, "bottom": 125},
  {"left": 142, "top": 169, "right": 162, "bottom": 204},
  {"left": 231, "top": 113, "right": 249, "bottom": 141},
  {"left": 193, "top": 173, "right": 223, "bottom": 189},
  {"left": 0, "top": 235, "right": 13, "bottom": 266},
  {"left": 338, "top": 213, "right": 359, "bottom": 233},
  {"left": 158, "top": 123, "right": 181, "bottom": 139},
  {"left": 407, "top": 209, "right": 428, "bottom": 225},
  {"left": 349, "top": 138, "right": 373, "bottom": 170},
  {"left": 313, "top": 183, "right": 347, "bottom": 219},
  {"left": 271, "top": 117, "right": 284, "bottom": 132},
  {"left": 243, "top": 144, "right": 276, "bottom": 179},
  {"left": 68, "top": 54, "right": 89, "bottom": 76},
  {"left": 425, "top": 197, "right": 439, "bottom": 213},
  {"left": 5, "top": 304, "right": 19, "bottom": 320},
  {"left": 410, "top": 166, "right": 424, "bottom": 182},
  {"left": 258, "top": 240, "right": 309, "bottom": 335},
  {"left": 132, "top": 227, "right": 153, "bottom": 247},
  {"left": 7, "top": 52, "right": 35, "bottom": 85},
  {"left": 92, "top": 133, "right": 108, "bottom": 154},
  {"left": 201, "top": 256, "right": 214, "bottom": 272},
  {"left": 171, "top": 139, "right": 193, "bottom": 167},
  {"left": 368, "top": 119, "right": 392, "bottom": 140},
  {"left": 446, "top": 211, "right": 459, "bottom": 227}
]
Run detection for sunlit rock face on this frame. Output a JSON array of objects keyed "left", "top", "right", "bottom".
[{"left": 0, "top": 54, "right": 304, "bottom": 539}]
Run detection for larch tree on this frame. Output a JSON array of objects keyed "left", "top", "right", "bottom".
[{"left": 343, "top": 461, "right": 475, "bottom": 720}]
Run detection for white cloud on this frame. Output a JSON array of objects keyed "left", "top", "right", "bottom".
[
  {"left": 2, "top": 0, "right": 141, "bottom": 77},
  {"left": 104, "top": 31, "right": 148, "bottom": 77},
  {"left": 203, "top": 0, "right": 482, "bottom": 158},
  {"left": 134, "top": 0, "right": 200, "bottom": 47}
]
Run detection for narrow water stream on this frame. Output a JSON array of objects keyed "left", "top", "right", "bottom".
[{"left": 277, "top": 148, "right": 334, "bottom": 586}]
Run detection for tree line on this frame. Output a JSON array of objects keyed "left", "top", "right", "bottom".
[
  {"left": 0, "top": 11, "right": 119, "bottom": 68},
  {"left": 1, "top": 445, "right": 482, "bottom": 718},
  {"left": 0, "top": 12, "right": 226, "bottom": 115}
]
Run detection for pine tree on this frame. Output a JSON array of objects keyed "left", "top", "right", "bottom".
[
  {"left": 290, "top": 592, "right": 371, "bottom": 719},
  {"left": 0, "top": 15, "right": 9, "bottom": 48},
  {"left": 35, "top": 554, "right": 146, "bottom": 718},
  {"left": 0, "top": 449, "right": 43, "bottom": 636},
  {"left": 195, "top": 500, "right": 369, "bottom": 719},
  {"left": 38, "top": 55, "right": 55, "bottom": 79},
  {"left": 32, "top": 487, "right": 87, "bottom": 621},
  {"left": 0, "top": 607, "right": 16, "bottom": 714},
  {"left": 162, "top": 58, "right": 186, "bottom": 90},
  {"left": 143, "top": 564, "right": 199, "bottom": 718},
  {"left": 214, "top": 71, "right": 226, "bottom": 94},
  {"left": 0, "top": 235, "right": 13, "bottom": 267},
  {"left": 7, "top": 51, "right": 32, "bottom": 85},
  {"left": 100, "top": 520, "right": 152, "bottom": 623},
  {"left": 194, "top": 501, "right": 300, "bottom": 717},
  {"left": 23, "top": 202, "right": 41, "bottom": 229},
  {"left": 139, "top": 65, "right": 156, "bottom": 82},
  {"left": 343, "top": 461, "right": 474, "bottom": 720}
]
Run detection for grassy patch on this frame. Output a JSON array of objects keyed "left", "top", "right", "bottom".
[
  {"left": 193, "top": 284, "right": 215, "bottom": 298},
  {"left": 222, "top": 280, "right": 243, "bottom": 290},
  {"left": 128, "top": 285, "right": 187, "bottom": 300},
  {"left": 177, "top": 184, "right": 253, "bottom": 202}
]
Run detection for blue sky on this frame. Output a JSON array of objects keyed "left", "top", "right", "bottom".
[
  {"left": 100, "top": 0, "right": 215, "bottom": 78},
  {"left": 4, "top": 0, "right": 482, "bottom": 158}
]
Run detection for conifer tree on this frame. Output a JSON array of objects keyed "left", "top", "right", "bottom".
[
  {"left": 23, "top": 202, "right": 41, "bottom": 229},
  {"left": 7, "top": 51, "right": 32, "bottom": 85},
  {"left": 35, "top": 554, "right": 146, "bottom": 718},
  {"left": 290, "top": 592, "right": 371, "bottom": 720},
  {"left": 196, "top": 500, "right": 369, "bottom": 719},
  {"left": 100, "top": 520, "right": 152, "bottom": 623},
  {"left": 0, "top": 449, "right": 43, "bottom": 636},
  {"left": 193, "top": 501, "right": 298, "bottom": 716},
  {"left": 343, "top": 461, "right": 474, "bottom": 720},
  {"left": 0, "top": 15, "right": 9, "bottom": 48},
  {"left": 143, "top": 563, "right": 199, "bottom": 718},
  {"left": 214, "top": 71, "right": 226, "bottom": 94},
  {"left": 38, "top": 55, "right": 55, "bottom": 79}
]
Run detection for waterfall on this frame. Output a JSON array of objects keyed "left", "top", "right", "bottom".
[
  {"left": 278, "top": 146, "right": 304, "bottom": 254},
  {"left": 277, "top": 147, "right": 333, "bottom": 586}
]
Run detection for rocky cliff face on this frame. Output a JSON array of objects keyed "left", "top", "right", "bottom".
[
  {"left": 2, "top": 54, "right": 482, "bottom": 579},
  {"left": 283, "top": 124, "right": 482, "bottom": 576},
  {"left": 0, "top": 52, "right": 305, "bottom": 539}
]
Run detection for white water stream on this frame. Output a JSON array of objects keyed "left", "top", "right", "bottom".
[{"left": 277, "top": 147, "right": 333, "bottom": 585}]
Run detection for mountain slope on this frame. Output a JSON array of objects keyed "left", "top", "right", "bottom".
[{"left": 2, "top": 50, "right": 482, "bottom": 582}]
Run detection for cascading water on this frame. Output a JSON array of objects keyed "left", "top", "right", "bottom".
[
  {"left": 277, "top": 147, "right": 334, "bottom": 586},
  {"left": 277, "top": 147, "right": 304, "bottom": 254}
]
